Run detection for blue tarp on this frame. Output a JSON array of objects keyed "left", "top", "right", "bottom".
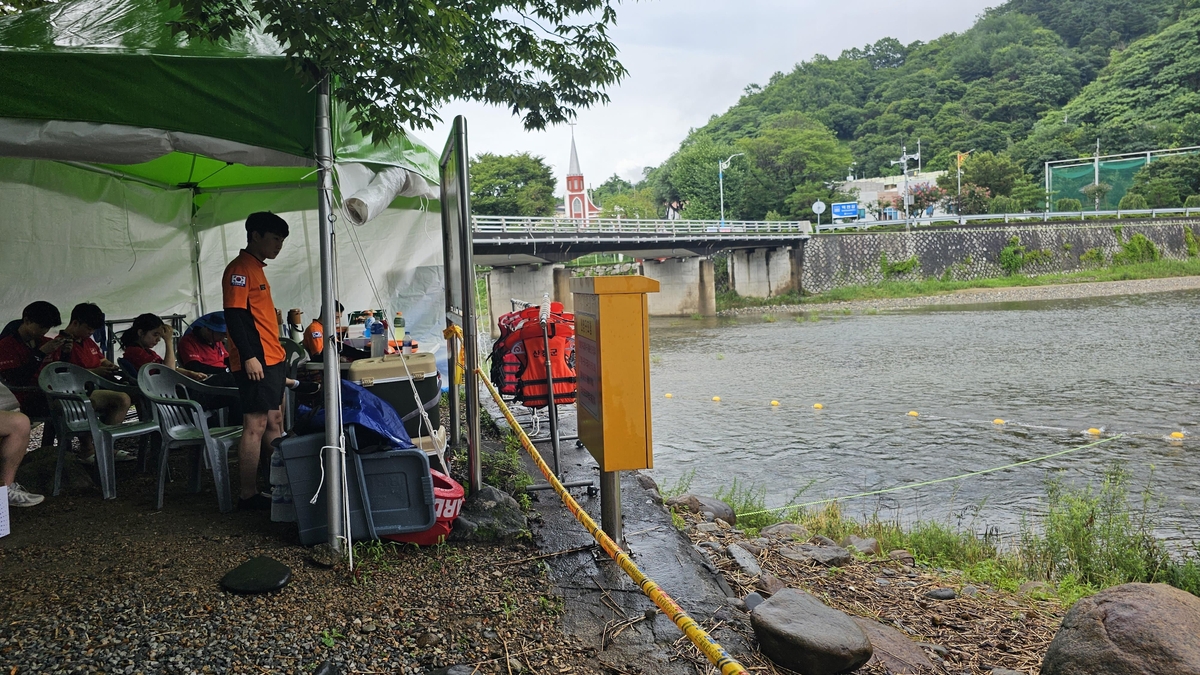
[{"left": 300, "top": 380, "right": 414, "bottom": 449}]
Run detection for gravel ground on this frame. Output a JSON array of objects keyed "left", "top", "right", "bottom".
[
  {"left": 720, "top": 275, "right": 1200, "bottom": 316},
  {"left": 1, "top": 435, "right": 608, "bottom": 675}
]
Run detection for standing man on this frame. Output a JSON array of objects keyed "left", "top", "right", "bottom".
[{"left": 223, "top": 212, "right": 290, "bottom": 511}]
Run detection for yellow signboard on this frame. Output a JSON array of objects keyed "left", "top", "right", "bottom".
[{"left": 570, "top": 275, "right": 659, "bottom": 472}]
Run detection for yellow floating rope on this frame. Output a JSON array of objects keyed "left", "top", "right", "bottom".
[{"left": 478, "top": 369, "right": 750, "bottom": 675}]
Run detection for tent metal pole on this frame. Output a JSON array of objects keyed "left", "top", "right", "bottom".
[{"left": 316, "top": 74, "right": 346, "bottom": 553}]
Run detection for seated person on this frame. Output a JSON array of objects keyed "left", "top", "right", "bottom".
[
  {"left": 120, "top": 313, "right": 209, "bottom": 381},
  {"left": 304, "top": 301, "right": 369, "bottom": 363},
  {"left": 0, "top": 301, "right": 67, "bottom": 417},
  {"left": 0, "top": 382, "right": 43, "bottom": 507},
  {"left": 48, "top": 303, "right": 132, "bottom": 462}
]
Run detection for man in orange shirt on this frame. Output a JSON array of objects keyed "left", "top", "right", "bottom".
[{"left": 223, "top": 212, "right": 291, "bottom": 511}]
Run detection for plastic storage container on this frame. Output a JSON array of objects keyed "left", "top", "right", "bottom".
[
  {"left": 280, "top": 432, "right": 435, "bottom": 546},
  {"left": 347, "top": 353, "right": 441, "bottom": 437},
  {"left": 383, "top": 470, "right": 463, "bottom": 546}
]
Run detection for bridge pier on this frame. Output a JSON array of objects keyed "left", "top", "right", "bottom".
[
  {"left": 485, "top": 264, "right": 556, "bottom": 337},
  {"left": 730, "top": 246, "right": 800, "bottom": 298},
  {"left": 639, "top": 256, "right": 716, "bottom": 316},
  {"left": 552, "top": 266, "right": 574, "bottom": 313}
]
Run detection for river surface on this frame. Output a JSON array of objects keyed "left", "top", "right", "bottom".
[{"left": 645, "top": 290, "right": 1200, "bottom": 544}]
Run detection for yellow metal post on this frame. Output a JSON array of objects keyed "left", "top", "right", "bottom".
[{"left": 570, "top": 275, "right": 659, "bottom": 542}]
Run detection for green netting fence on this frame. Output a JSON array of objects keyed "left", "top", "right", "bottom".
[{"left": 1048, "top": 147, "right": 1200, "bottom": 212}]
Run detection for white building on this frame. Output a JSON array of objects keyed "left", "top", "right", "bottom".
[{"left": 839, "top": 170, "right": 947, "bottom": 220}]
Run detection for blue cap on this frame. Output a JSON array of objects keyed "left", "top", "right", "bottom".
[{"left": 190, "top": 311, "right": 227, "bottom": 334}]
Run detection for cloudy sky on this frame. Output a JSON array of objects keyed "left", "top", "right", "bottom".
[{"left": 428, "top": 0, "right": 999, "bottom": 196}]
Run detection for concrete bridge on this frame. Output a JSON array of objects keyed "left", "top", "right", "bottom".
[{"left": 472, "top": 216, "right": 812, "bottom": 329}]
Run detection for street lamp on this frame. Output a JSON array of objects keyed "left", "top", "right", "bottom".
[{"left": 719, "top": 153, "right": 744, "bottom": 225}]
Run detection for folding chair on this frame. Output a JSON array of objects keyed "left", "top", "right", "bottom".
[
  {"left": 38, "top": 362, "right": 159, "bottom": 500},
  {"left": 138, "top": 364, "right": 243, "bottom": 512},
  {"left": 281, "top": 338, "right": 309, "bottom": 432}
]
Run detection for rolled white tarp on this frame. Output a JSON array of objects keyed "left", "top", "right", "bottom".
[{"left": 344, "top": 166, "right": 438, "bottom": 226}]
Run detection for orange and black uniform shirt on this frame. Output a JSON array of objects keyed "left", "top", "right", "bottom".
[
  {"left": 222, "top": 249, "right": 286, "bottom": 372},
  {"left": 303, "top": 320, "right": 325, "bottom": 357}
]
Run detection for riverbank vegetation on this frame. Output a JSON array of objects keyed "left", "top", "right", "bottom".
[
  {"left": 668, "top": 464, "right": 1200, "bottom": 605},
  {"left": 716, "top": 259, "right": 1200, "bottom": 311}
]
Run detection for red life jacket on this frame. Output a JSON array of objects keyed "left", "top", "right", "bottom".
[{"left": 516, "top": 322, "right": 576, "bottom": 409}]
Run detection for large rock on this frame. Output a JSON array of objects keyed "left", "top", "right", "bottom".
[
  {"left": 750, "top": 588, "right": 872, "bottom": 675},
  {"left": 841, "top": 535, "right": 882, "bottom": 556},
  {"left": 666, "top": 493, "right": 736, "bottom": 524},
  {"left": 448, "top": 485, "right": 528, "bottom": 542},
  {"left": 781, "top": 544, "right": 854, "bottom": 567},
  {"left": 1040, "top": 582, "right": 1200, "bottom": 675},
  {"left": 851, "top": 617, "right": 935, "bottom": 674},
  {"left": 761, "top": 522, "right": 810, "bottom": 540}
]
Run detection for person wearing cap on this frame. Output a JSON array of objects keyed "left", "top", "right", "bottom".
[
  {"left": 222, "top": 212, "right": 292, "bottom": 511},
  {"left": 179, "top": 311, "right": 231, "bottom": 382}
]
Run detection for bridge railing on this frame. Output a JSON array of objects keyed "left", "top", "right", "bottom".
[
  {"left": 814, "top": 207, "right": 1200, "bottom": 232},
  {"left": 471, "top": 215, "right": 812, "bottom": 236}
]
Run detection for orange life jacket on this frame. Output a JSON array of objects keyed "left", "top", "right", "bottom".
[{"left": 516, "top": 322, "right": 576, "bottom": 409}]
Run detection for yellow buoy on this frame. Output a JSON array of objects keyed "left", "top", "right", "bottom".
[
  {"left": 993, "top": 419, "right": 1006, "bottom": 425},
  {"left": 712, "top": 396, "right": 721, "bottom": 402},
  {"left": 908, "top": 411, "right": 920, "bottom": 417},
  {"left": 1171, "top": 431, "right": 1186, "bottom": 439},
  {"left": 771, "top": 400, "right": 780, "bottom": 406},
  {"left": 1087, "top": 428, "right": 1102, "bottom": 436},
  {"left": 813, "top": 403, "right": 824, "bottom": 410},
  {"left": 664, "top": 393, "right": 673, "bottom": 398}
]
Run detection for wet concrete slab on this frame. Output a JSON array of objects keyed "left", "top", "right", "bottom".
[{"left": 482, "top": 397, "right": 753, "bottom": 674}]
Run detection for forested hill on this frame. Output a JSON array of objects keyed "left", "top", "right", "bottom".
[{"left": 635, "top": 0, "right": 1200, "bottom": 222}]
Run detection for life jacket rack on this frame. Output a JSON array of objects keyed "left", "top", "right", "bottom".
[{"left": 489, "top": 295, "right": 593, "bottom": 494}]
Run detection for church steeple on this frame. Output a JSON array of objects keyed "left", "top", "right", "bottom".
[{"left": 565, "top": 126, "right": 598, "bottom": 220}]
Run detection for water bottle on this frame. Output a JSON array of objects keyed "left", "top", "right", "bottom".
[
  {"left": 393, "top": 312, "right": 405, "bottom": 341},
  {"left": 403, "top": 331, "right": 413, "bottom": 354},
  {"left": 370, "top": 321, "right": 387, "bottom": 358}
]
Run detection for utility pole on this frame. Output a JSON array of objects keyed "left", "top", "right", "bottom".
[{"left": 890, "top": 145, "right": 921, "bottom": 222}]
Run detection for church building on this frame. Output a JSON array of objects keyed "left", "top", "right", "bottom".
[{"left": 565, "top": 134, "right": 601, "bottom": 221}]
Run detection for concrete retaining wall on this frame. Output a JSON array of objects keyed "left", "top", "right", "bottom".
[{"left": 800, "top": 220, "right": 1199, "bottom": 294}]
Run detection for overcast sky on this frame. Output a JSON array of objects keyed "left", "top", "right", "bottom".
[{"left": 428, "top": 0, "right": 999, "bottom": 196}]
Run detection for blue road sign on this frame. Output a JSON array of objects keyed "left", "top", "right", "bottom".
[{"left": 831, "top": 202, "right": 859, "bottom": 219}]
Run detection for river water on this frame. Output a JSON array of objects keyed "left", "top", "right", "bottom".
[{"left": 645, "top": 290, "right": 1200, "bottom": 544}]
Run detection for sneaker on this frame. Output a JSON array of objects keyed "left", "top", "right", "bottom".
[
  {"left": 114, "top": 449, "right": 137, "bottom": 463},
  {"left": 293, "top": 381, "right": 321, "bottom": 396},
  {"left": 238, "top": 493, "right": 272, "bottom": 511},
  {"left": 7, "top": 482, "right": 44, "bottom": 507},
  {"left": 77, "top": 454, "right": 97, "bottom": 467}
]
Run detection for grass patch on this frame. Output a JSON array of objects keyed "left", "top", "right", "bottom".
[
  {"left": 482, "top": 432, "right": 533, "bottom": 504},
  {"left": 717, "top": 290, "right": 802, "bottom": 312},
  {"left": 804, "top": 258, "right": 1200, "bottom": 305}
]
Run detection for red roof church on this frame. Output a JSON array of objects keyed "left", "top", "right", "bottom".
[{"left": 565, "top": 133, "right": 601, "bottom": 221}]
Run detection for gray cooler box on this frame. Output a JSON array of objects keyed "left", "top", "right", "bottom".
[
  {"left": 347, "top": 353, "right": 441, "bottom": 438},
  {"left": 280, "top": 432, "right": 435, "bottom": 546}
]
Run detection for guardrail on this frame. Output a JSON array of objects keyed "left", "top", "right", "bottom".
[
  {"left": 472, "top": 215, "right": 812, "bottom": 236},
  {"left": 813, "top": 207, "right": 1200, "bottom": 233}
]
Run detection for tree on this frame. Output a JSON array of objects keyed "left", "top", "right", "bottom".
[
  {"left": 1080, "top": 182, "right": 1113, "bottom": 210},
  {"left": 169, "top": 0, "right": 627, "bottom": 141},
  {"left": 736, "top": 112, "right": 852, "bottom": 219},
  {"left": 783, "top": 181, "right": 857, "bottom": 221},
  {"left": 469, "top": 153, "right": 557, "bottom": 217},
  {"left": 942, "top": 184, "right": 992, "bottom": 215},
  {"left": 598, "top": 187, "right": 659, "bottom": 220},
  {"left": 590, "top": 174, "right": 635, "bottom": 209},
  {"left": 937, "top": 151, "right": 1027, "bottom": 198}
]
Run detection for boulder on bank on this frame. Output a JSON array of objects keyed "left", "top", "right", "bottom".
[
  {"left": 850, "top": 617, "right": 935, "bottom": 674},
  {"left": 760, "top": 522, "right": 810, "bottom": 540},
  {"left": 448, "top": 485, "right": 528, "bottom": 542},
  {"left": 666, "top": 494, "right": 736, "bottom": 524},
  {"left": 750, "top": 588, "right": 872, "bottom": 675},
  {"left": 781, "top": 544, "right": 854, "bottom": 567},
  {"left": 841, "top": 535, "right": 882, "bottom": 556},
  {"left": 1040, "top": 582, "right": 1200, "bottom": 675}
]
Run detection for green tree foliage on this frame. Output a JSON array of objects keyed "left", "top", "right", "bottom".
[
  {"left": 784, "top": 182, "right": 858, "bottom": 221},
  {"left": 598, "top": 187, "right": 659, "bottom": 220},
  {"left": 0, "top": 0, "right": 51, "bottom": 16},
  {"left": 936, "top": 151, "right": 1028, "bottom": 197},
  {"left": 590, "top": 175, "right": 634, "bottom": 209},
  {"left": 167, "top": 0, "right": 626, "bottom": 141},
  {"left": 1118, "top": 193, "right": 1149, "bottom": 210},
  {"left": 1018, "top": 11, "right": 1200, "bottom": 165},
  {"left": 644, "top": 136, "right": 745, "bottom": 220},
  {"left": 1128, "top": 154, "right": 1200, "bottom": 201},
  {"left": 1057, "top": 198, "right": 1084, "bottom": 211},
  {"left": 736, "top": 112, "right": 852, "bottom": 219},
  {"left": 469, "top": 153, "right": 557, "bottom": 217}
]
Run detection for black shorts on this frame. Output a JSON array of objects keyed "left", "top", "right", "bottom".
[{"left": 232, "top": 362, "right": 286, "bottom": 414}]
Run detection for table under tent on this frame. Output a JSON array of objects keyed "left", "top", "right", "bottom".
[{"left": 0, "top": 0, "right": 455, "bottom": 550}]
